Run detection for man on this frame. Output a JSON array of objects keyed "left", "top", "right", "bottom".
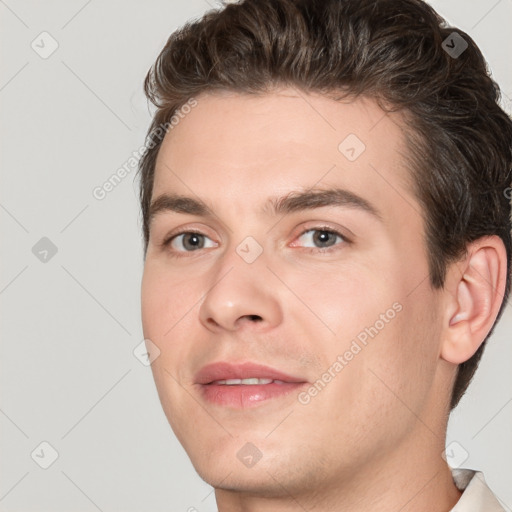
[{"left": 137, "top": 0, "right": 512, "bottom": 510}]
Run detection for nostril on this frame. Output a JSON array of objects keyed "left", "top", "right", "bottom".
[
  {"left": 207, "top": 318, "right": 221, "bottom": 328},
  {"left": 247, "top": 315, "right": 262, "bottom": 321}
]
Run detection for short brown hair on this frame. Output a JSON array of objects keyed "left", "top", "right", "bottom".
[{"left": 137, "top": 0, "right": 512, "bottom": 410}]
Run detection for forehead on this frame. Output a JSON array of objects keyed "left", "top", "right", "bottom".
[{"left": 152, "top": 87, "right": 419, "bottom": 225}]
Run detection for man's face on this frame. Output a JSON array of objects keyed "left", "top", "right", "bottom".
[{"left": 141, "top": 88, "right": 447, "bottom": 496}]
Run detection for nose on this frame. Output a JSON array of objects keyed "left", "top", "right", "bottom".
[{"left": 198, "top": 247, "right": 283, "bottom": 333}]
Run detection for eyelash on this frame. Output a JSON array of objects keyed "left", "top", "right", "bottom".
[{"left": 161, "top": 226, "right": 350, "bottom": 258}]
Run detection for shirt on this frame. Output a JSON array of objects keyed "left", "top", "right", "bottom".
[{"left": 450, "top": 468, "right": 506, "bottom": 511}]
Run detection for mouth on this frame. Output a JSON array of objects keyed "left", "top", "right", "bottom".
[
  {"left": 211, "top": 378, "right": 285, "bottom": 385},
  {"left": 195, "top": 362, "right": 308, "bottom": 408}
]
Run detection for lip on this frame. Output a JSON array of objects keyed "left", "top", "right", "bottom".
[
  {"left": 195, "top": 362, "right": 308, "bottom": 408},
  {"left": 195, "top": 361, "right": 305, "bottom": 385}
]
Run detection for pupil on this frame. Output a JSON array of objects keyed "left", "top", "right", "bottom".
[
  {"left": 184, "top": 233, "right": 203, "bottom": 250},
  {"left": 314, "top": 230, "right": 334, "bottom": 247}
]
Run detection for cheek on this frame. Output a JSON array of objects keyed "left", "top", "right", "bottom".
[
  {"left": 141, "top": 262, "right": 197, "bottom": 332},
  {"left": 296, "top": 261, "right": 440, "bottom": 405},
  {"left": 282, "top": 265, "right": 397, "bottom": 343},
  {"left": 355, "top": 294, "right": 442, "bottom": 418},
  {"left": 141, "top": 262, "right": 222, "bottom": 383},
  {"left": 141, "top": 270, "right": 167, "bottom": 339},
  {"left": 141, "top": 265, "right": 202, "bottom": 376},
  {"left": 140, "top": 266, "right": 201, "bottom": 423}
]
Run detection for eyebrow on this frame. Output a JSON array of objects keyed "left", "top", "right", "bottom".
[{"left": 148, "top": 187, "right": 383, "bottom": 228}]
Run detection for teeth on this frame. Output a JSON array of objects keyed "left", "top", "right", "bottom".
[{"left": 214, "top": 378, "right": 275, "bottom": 385}]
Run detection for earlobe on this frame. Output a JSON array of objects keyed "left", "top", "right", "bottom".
[{"left": 440, "top": 236, "right": 507, "bottom": 365}]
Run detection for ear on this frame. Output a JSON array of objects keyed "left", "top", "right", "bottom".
[{"left": 440, "top": 235, "right": 508, "bottom": 365}]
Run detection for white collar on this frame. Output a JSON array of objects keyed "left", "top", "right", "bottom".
[{"left": 449, "top": 468, "right": 505, "bottom": 511}]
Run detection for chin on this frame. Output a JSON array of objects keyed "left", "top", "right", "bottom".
[
  {"left": 185, "top": 434, "right": 314, "bottom": 496},
  {"left": 194, "top": 460, "right": 294, "bottom": 497}
]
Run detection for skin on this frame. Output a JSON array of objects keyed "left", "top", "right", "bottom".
[{"left": 140, "top": 87, "right": 506, "bottom": 511}]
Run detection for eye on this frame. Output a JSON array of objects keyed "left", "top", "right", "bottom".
[
  {"left": 163, "top": 231, "right": 217, "bottom": 255},
  {"left": 161, "top": 226, "right": 349, "bottom": 258},
  {"left": 292, "top": 227, "right": 347, "bottom": 252}
]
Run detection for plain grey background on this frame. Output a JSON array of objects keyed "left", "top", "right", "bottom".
[{"left": 1, "top": 0, "right": 511, "bottom": 510}]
